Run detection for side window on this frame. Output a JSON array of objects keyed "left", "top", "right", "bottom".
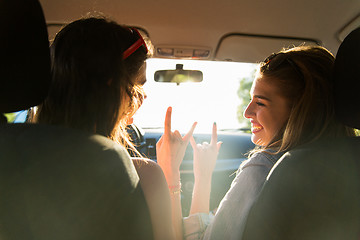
[{"left": 4, "top": 110, "right": 28, "bottom": 123}]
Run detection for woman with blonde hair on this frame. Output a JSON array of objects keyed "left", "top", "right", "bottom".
[{"left": 158, "top": 45, "right": 355, "bottom": 240}]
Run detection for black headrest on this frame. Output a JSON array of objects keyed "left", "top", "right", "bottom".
[
  {"left": 0, "top": 0, "right": 50, "bottom": 113},
  {"left": 334, "top": 27, "right": 360, "bottom": 129}
]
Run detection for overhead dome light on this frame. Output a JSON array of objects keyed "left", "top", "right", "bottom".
[
  {"left": 193, "top": 49, "right": 211, "bottom": 58},
  {"left": 155, "top": 46, "right": 211, "bottom": 59},
  {"left": 156, "top": 47, "right": 174, "bottom": 57}
]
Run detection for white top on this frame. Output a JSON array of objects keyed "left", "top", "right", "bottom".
[{"left": 184, "top": 150, "right": 282, "bottom": 240}]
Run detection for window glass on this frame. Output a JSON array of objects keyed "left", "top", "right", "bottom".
[
  {"left": 7, "top": 58, "right": 258, "bottom": 132},
  {"left": 4, "top": 110, "right": 27, "bottom": 123},
  {"left": 133, "top": 58, "right": 258, "bottom": 133}
]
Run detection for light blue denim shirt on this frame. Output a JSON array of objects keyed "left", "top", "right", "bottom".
[{"left": 184, "top": 150, "right": 282, "bottom": 240}]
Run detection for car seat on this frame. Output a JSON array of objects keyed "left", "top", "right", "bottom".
[
  {"left": 0, "top": 0, "right": 153, "bottom": 239},
  {"left": 241, "top": 27, "right": 360, "bottom": 240}
]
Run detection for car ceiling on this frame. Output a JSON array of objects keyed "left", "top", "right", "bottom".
[{"left": 40, "top": 0, "right": 360, "bottom": 62}]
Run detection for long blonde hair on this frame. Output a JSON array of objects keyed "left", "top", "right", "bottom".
[{"left": 252, "top": 46, "right": 355, "bottom": 155}]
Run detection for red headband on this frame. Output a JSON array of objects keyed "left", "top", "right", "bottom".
[{"left": 123, "top": 28, "right": 148, "bottom": 59}]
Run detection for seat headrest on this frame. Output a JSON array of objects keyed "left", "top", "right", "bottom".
[
  {"left": 0, "top": 0, "right": 50, "bottom": 113},
  {"left": 334, "top": 27, "right": 360, "bottom": 129}
]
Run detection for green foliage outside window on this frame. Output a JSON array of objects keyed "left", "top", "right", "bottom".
[
  {"left": 4, "top": 113, "right": 16, "bottom": 123},
  {"left": 237, "top": 69, "right": 256, "bottom": 131}
]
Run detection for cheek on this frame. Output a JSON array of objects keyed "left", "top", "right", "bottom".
[
  {"left": 268, "top": 121, "right": 285, "bottom": 136},
  {"left": 267, "top": 109, "right": 290, "bottom": 136},
  {"left": 255, "top": 111, "right": 288, "bottom": 146}
]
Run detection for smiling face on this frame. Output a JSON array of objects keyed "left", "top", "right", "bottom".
[{"left": 243, "top": 73, "right": 291, "bottom": 146}]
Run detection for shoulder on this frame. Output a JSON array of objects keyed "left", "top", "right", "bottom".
[
  {"left": 132, "top": 158, "right": 168, "bottom": 194},
  {"left": 132, "top": 158, "right": 164, "bottom": 178},
  {"left": 131, "top": 157, "right": 169, "bottom": 200},
  {"left": 241, "top": 151, "right": 282, "bottom": 171}
]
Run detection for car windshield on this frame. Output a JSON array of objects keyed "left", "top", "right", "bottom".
[
  {"left": 133, "top": 58, "right": 258, "bottom": 133},
  {"left": 8, "top": 58, "right": 259, "bottom": 132}
]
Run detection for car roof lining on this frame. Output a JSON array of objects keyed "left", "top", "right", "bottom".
[
  {"left": 40, "top": 0, "right": 360, "bottom": 62},
  {"left": 214, "top": 33, "right": 321, "bottom": 62}
]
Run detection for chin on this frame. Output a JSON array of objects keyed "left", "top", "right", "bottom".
[{"left": 252, "top": 137, "right": 264, "bottom": 146}]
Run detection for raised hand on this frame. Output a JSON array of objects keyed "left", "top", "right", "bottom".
[
  {"left": 189, "top": 122, "right": 222, "bottom": 214},
  {"left": 156, "top": 106, "right": 197, "bottom": 185},
  {"left": 190, "top": 122, "right": 222, "bottom": 184}
]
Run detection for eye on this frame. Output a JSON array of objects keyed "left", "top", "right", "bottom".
[{"left": 256, "top": 102, "right": 266, "bottom": 107}]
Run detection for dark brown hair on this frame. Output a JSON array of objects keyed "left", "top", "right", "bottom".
[{"left": 32, "top": 17, "right": 150, "bottom": 150}]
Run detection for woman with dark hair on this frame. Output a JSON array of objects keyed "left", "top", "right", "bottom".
[
  {"left": 31, "top": 16, "right": 188, "bottom": 240},
  {"left": 158, "top": 45, "right": 355, "bottom": 239},
  {"left": 35, "top": 17, "right": 147, "bottom": 147}
]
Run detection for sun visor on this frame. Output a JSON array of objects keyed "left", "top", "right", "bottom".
[{"left": 214, "top": 33, "right": 320, "bottom": 63}]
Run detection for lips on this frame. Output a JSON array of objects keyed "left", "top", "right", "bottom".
[{"left": 251, "top": 121, "right": 263, "bottom": 133}]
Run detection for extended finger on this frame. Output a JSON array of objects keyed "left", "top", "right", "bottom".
[
  {"left": 174, "top": 130, "right": 182, "bottom": 140},
  {"left": 157, "top": 135, "right": 163, "bottom": 146},
  {"left": 210, "top": 122, "right": 218, "bottom": 146},
  {"left": 183, "top": 122, "right": 197, "bottom": 142},
  {"left": 190, "top": 136, "right": 197, "bottom": 149},
  {"left": 217, "top": 141, "right": 223, "bottom": 151},
  {"left": 164, "top": 106, "right": 172, "bottom": 137}
]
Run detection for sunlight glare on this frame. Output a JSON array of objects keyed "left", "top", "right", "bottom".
[{"left": 133, "top": 58, "right": 258, "bottom": 133}]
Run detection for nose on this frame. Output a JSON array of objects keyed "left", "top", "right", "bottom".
[{"left": 243, "top": 101, "right": 255, "bottom": 119}]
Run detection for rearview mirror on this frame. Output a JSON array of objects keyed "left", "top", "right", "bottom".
[{"left": 154, "top": 64, "right": 203, "bottom": 85}]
